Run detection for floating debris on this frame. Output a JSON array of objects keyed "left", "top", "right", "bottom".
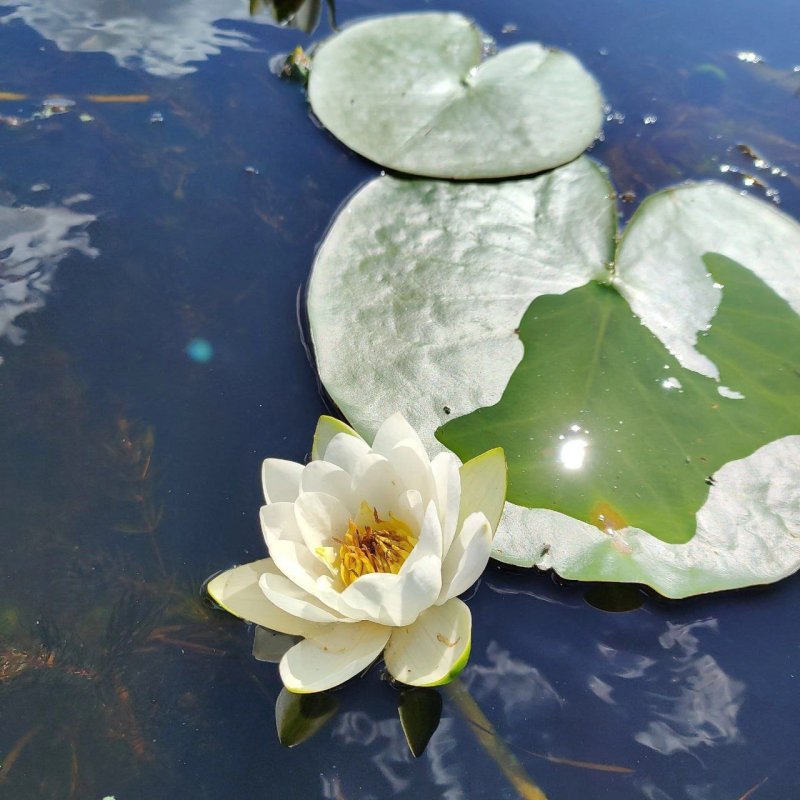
[
  {"left": 642, "top": 114, "right": 658, "bottom": 125},
  {"left": 79, "top": 112, "right": 95, "bottom": 122},
  {"left": 279, "top": 46, "right": 311, "bottom": 83},
  {"left": 149, "top": 111, "right": 164, "bottom": 124},
  {"left": 36, "top": 96, "right": 75, "bottom": 118},
  {"left": 736, "top": 51, "right": 763, "bottom": 64},
  {"left": 736, "top": 143, "right": 788, "bottom": 177},
  {"left": 0, "top": 114, "right": 25, "bottom": 128},
  {"left": 718, "top": 144, "right": 790, "bottom": 204}
]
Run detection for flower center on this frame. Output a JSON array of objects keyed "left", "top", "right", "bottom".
[{"left": 336, "top": 502, "right": 417, "bottom": 587}]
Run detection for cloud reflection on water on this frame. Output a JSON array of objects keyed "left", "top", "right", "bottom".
[
  {"left": 331, "top": 712, "right": 466, "bottom": 799},
  {"left": 0, "top": 201, "right": 96, "bottom": 359},
  {"left": 3, "top": 0, "right": 276, "bottom": 77},
  {"left": 462, "top": 640, "right": 564, "bottom": 725},
  {"left": 591, "top": 618, "right": 744, "bottom": 759},
  {"left": 633, "top": 619, "right": 744, "bottom": 757}
]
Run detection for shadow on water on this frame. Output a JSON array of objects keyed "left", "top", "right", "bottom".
[{"left": 0, "top": 0, "right": 799, "bottom": 797}]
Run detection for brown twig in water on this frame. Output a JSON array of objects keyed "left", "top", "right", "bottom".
[
  {"left": 447, "top": 679, "right": 634, "bottom": 783},
  {"left": 534, "top": 751, "right": 633, "bottom": 775},
  {"left": 68, "top": 738, "right": 79, "bottom": 800},
  {"left": 147, "top": 632, "right": 226, "bottom": 656},
  {"left": 737, "top": 776, "right": 769, "bottom": 800}
]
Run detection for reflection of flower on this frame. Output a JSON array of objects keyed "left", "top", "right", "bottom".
[{"left": 208, "top": 413, "right": 506, "bottom": 693}]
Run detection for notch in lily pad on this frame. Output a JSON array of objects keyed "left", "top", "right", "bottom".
[{"left": 308, "top": 13, "right": 604, "bottom": 179}]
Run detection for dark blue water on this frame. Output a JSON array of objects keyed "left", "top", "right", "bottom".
[{"left": 0, "top": 1, "right": 798, "bottom": 798}]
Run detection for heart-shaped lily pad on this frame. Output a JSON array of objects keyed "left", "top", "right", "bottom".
[
  {"left": 438, "top": 253, "right": 800, "bottom": 545},
  {"left": 308, "top": 13, "right": 604, "bottom": 179},
  {"left": 307, "top": 159, "right": 800, "bottom": 597}
]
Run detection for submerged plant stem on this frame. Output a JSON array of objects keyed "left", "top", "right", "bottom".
[
  {"left": 0, "top": 725, "right": 42, "bottom": 784},
  {"left": 445, "top": 680, "right": 548, "bottom": 800}
]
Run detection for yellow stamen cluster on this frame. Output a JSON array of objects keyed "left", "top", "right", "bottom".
[{"left": 337, "top": 503, "right": 417, "bottom": 587}]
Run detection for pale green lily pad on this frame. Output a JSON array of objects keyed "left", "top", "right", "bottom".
[
  {"left": 307, "top": 159, "right": 800, "bottom": 596},
  {"left": 307, "top": 13, "right": 604, "bottom": 179},
  {"left": 438, "top": 254, "right": 800, "bottom": 544}
]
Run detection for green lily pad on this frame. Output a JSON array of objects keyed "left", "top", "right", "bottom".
[
  {"left": 307, "top": 158, "right": 800, "bottom": 596},
  {"left": 307, "top": 13, "right": 604, "bottom": 179},
  {"left": 438, "top": 254, "right": 800, "bottom": 544}
]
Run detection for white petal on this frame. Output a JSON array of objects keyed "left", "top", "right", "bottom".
[
  {"left": 401, "top": 500, "right": 444, "bottom": 571},
  {"left": 206, "top": 559, "right": 325, "bottom": 638},
  {"left": 260, "top": 570, "right": 348, "bottom": 624},
  {"left": 261, "top": 502, "right": 327, "bottom": 595},
  {"left": 386, "top": 442, "right": 437, "bottom": 507},
  {"left": 280, "top": 621, "right": 391, "bottom": 693},
  {"left": 391, "top": 489, "right": 424, "bottom": 533},
  {"left": 457, "top": 448, "right": 507, "bottom": 534},
  {"left": 294, "top": 491, "right": 351, "bottom": 553},
  {"left": 312, "top": 415, "right": 363, "bottom": 461},
  {"left": 261, "top": 458, "right": 304, "bottom": 504},
  {"left": 384, "top": 598, "right": 472, "bottom": 687},
  {"left": 301, "top": 460, "right": 356, "bottom": 513},
  {"left": 431, "top": 451, "right": 462, "bottom": 556},
  {"left": 342, "top": 553, "right": 442, "bottom": 627},
  {"left": 323, "top": 431, "right": 371, "bottom": 474},
  {"left": 350, "top": 453, "right": 403, "bottom": 515},
  {"left": 437, "top": 513, "right": 492, "bottom": 604},
  {"left": 371, "top": 412, "right": 427, "bottom": 459}
]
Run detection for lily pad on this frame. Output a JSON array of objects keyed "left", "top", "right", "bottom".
[
  {"left": 307, "top": 13, "right": 604, "bottom": 179},
  {"left": 438, "top": 254, "right": 800, "bottom": 544},
  {"left": 307, "top": 159, "right": 800, "bottom": 596}
]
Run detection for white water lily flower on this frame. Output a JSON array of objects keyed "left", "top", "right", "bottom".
[{"left": 208, "top": 413, "right": 506, "bottom": 693}]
